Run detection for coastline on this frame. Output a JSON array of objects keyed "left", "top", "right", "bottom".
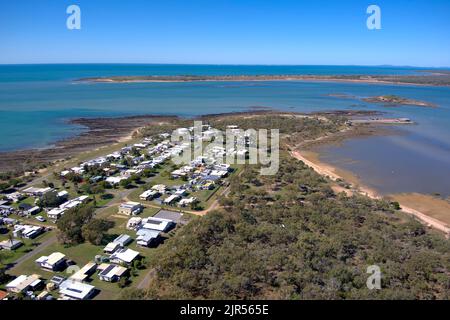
[
  {"left": 0, "top": 115, "right": 177, "bottom": 172},
  {"left": 78, "top": 74, "right": 450, "bottom": 87},
  {"left": 290, "top": 138, "right": 450, "bottom": 235}
]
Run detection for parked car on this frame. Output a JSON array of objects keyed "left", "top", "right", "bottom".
[{"left": 35, "top": 216, "right": 46, "bottom": 222}]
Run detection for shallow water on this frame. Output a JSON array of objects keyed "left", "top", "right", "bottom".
[{"left": 0, "top": 64, "right": 449, "bottom": 196}]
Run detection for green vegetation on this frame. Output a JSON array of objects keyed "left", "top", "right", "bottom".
[
  {"left": 116, "top": 115, "right": 450, "bottom": 300},
  {"left": 56, "top": 204, "right": 113, "bottom": 246}
]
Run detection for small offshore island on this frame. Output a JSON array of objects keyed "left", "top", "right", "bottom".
[
  {"left": 78, "top": 72, "right": 450, "bottom": 87},
  {"left": 362, "top": 95, "right": 437, "bottom": 108}
]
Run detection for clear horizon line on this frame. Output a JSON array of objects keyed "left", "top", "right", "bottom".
[{"left": 0, "top": 62, "right": 449, "bottom": 69}]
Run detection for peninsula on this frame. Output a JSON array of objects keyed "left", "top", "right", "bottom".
[{"left": 78, "top": 72, "right": 450, "bottom": 87}]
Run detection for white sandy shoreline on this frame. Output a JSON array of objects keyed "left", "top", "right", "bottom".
[{"left": 290, "top": 149, "right": 450, "bottom": 236}]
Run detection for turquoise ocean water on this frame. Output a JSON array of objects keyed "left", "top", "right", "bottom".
[{"left": 0, "top": 64, "right": 449, "bottom": 196}]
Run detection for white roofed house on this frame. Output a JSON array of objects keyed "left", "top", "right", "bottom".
[
  {"left": 13, "top": 224, "right": 44, "bottom": 239},
  {"left": 6, "top": 274, "right": 42, "bottom": 294},
  {"left": 70, "top": 166, "right": 85, "bottom": 174},
  {"left": 22, "top": 186, "right": 53, "bottom": 197},
  {"left": 179, "top": 197, "right": 197, "bottom": 207},
  {"left": 136, "top": 229, "right": 161, "bottom": 247},
  {"left": 69, "top": 262, "right": 97, "bottom": 283},
  {"left": 163, "top": 194, "right": 180, "bottom": 206},
  {"left": 118, "top": 201, "right": 144, "bottom": 216},
  {"left": 139, "top": 189, "right": 160, "bottom": 201},
  {"left": 151, "top": 184, "right": 167, "bottom": 194},
  {"left": 6, "top": 192, "right": 25, "bottom": 203},
  {"left": 59, "top": 280, "right": 96, "bottom": 300},
  {"left": 47, "top": 208, "right": 66, "bottom": 221},
  {"left": 114, "top": 234, "right": 132, "bottom": 247},
  {"left": 35, "top": 252, "right": 66, "bottom": 271},
  {"left": 126, "top": 217, "right": 142, "bottom": 230},
  {"left": 104, "top": 241, "right": 121, "bottom": 254},
  {"left": 0, "top": 239, "right": 23, "bottom": 251},
  {"left": 57, "top": 190, "right": 69, "bottom": 201},
  {"left": 142, "top": 217, "right": 175, "bottom": 233},
  {"left": 109, "top": 248, "right": 140, "bottom": 266},
  {"left": 105, "top": 176, "right": 127, "bottom": 185},
  {"left": 97, "top": 263, "right": 128, "bottom": 282}
]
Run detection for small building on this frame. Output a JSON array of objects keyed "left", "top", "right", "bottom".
[
  {"left": 110, "top": 248, "right": 140, "bottom": 266},
  {"left": 104, "top": 241, "right": 120, "bottom": 254},
  {"left": 59, "top": 280, "right": 95, "bottom": 300},
  {"left": 57, "top": 190, "right": 69, "bottom": 200},
  {"left": 27, "top": 206, "right": 41, "bottom": 215},
  {"left": 136, "top": 229, "right": 161, "bottom": 247},
  {"left": 139, "top": 190, "right": 160, "bottom": 201},
  {"left": 113, "top": 234, "right": 132, "bottom": 247},
  {"left": 151, "top": 184, "right": 167, "bottom": 193},
  {"left": 126, "top": 217, "right": 142, "bottom": 230},
  {"left": 163, "top": 194, "right": 180, "bottom": 205},
  {"left": 105, "top": 176, "right": 126, "bottom": 186},
  {"left": 142, "top": 217, "right": 175, "bottom": 233},
  {"left": 179, "top": 197, "right": 197, "bottom": 207},
  {"left": 22, "top": 187, "right": 53, "bottom": 197},
  {"left": 5, "top": 274, "right": 42, "bottom": 294},
  {"left": 6, "top": 192, "right": 25, "bottom": 203},
  {"left": 118, "top": 201, "right": 143, "bottom": 216},
  {"left": 97, "top": 264, "right": 128, "bottom": 282},
  {"left": 47, "top": 208, "right": 66, "bottom": 221},
  {"left": 13, "top": 224, "right": 44, "bottom": 239},
  {"left": 0, "top": 239, "right": 23, "bottom": 251},
  {"left": 35, "top": 252, "right": 66, "bottom": 271},
  {"left": 174, "top": 189, "right": 187, "bottom": 196},
  {"left": 69, "top": 262, "right": 97, "bottom": 283}
]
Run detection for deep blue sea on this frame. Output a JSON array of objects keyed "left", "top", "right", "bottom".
[{"left": 1, "top": 64, "right": 449, "bottom": 196}]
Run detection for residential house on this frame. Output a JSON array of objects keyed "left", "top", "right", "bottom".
[
  {"left": 0, "top": 239, "right": 23, "bottom": 250},
  {"left": 163, "top": 194, "right": 180, "bottom": 205},
  {"left": 69, "top": 262, "right": 97, "bottom": 283},
  {"left": 142, "top": 217, "right": 175, "bottom": 233},
  {"left": 109, "top": 248, "right": 140, "bottom": 266},
  {"left": 118, "top": 202, "right": 143, "bottom": 216},
  {"left": 179, "top": 197, "right": 197, "bottom": 207},
  {"left": 97, "top": 264, "right": 128, "bottom": 282},
  {"left": 35, "top": 252, "right": 66, "bottom": 271},
  {"left": 47, "top": 208, "right": 66, "bottom": 221},
  {"left": 126, "top": 217, "right": 142, "bottom": 230},
  {"left": 105, "top": 176, "right": 126, "bottom": 186},
  {"left": 136, "top": 229, "right": 160, "bottom": 247},
  {"left": 139, "top": 189, "right": 160, "bottom": 201},
  {"left": 104, "top": 242, "right": 120, "bottom": 254},
  {"left": 59, "top": 280, "right": 95, "bottom": 300},
  {"left": 6, "top": 192, "right": 25, "bottom": 203},
  {"left": 6, "top": 274, "right": 42, "bottom": 294},
  {"left": 151, "top": 184, "right": 167, "bottom": 194},
  {"left": 23, "top": 187, "right": 53, "bottom": 197},
  {"left": 113, "top": 234, "right": 132, "bottom": 247},
  {"left": 13, "top": 224, "right": 43, "bottom": 239}
]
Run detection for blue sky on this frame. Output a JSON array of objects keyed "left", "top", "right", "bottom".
[{"left": 1, "top": 0, "right": 449, "bottom": 66}]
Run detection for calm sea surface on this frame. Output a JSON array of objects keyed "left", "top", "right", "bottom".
[{"left": 1, "top": 64, "right": 449, "bottom": 196}]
